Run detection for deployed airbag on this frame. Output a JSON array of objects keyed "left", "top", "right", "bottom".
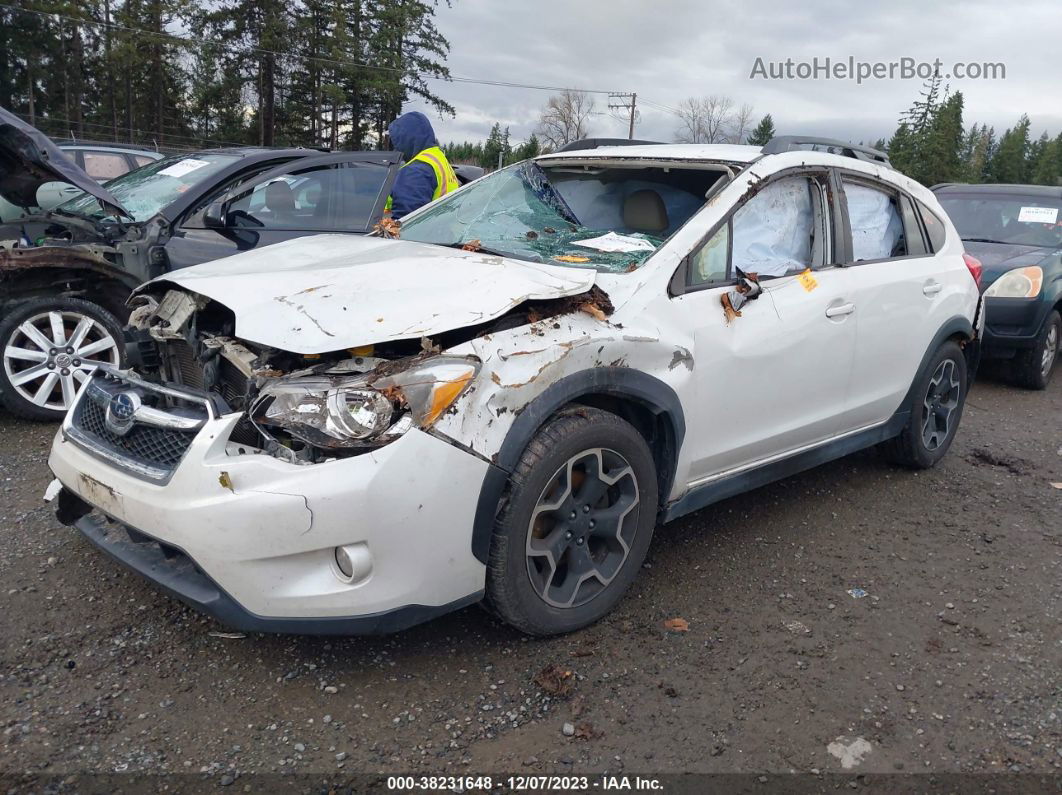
[
  {"left": 845, "top": 182, "right": 903, "bottom": 261},
  {"left": 732, "top": 176, "right": 813, "bottom": 277}
]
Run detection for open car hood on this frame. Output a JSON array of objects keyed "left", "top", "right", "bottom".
[
  {"left": 0, "top": 106, "right": 129, "bottom": 216},
  {"left": 142, "top": 234, "right": 597, "bottom": 353}
]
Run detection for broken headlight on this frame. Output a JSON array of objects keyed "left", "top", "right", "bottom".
[{"left": 250, "top": 356, "right": 479, "bottom": 449}]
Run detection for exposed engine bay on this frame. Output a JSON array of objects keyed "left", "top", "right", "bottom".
[{"left": 124, "top": 283, "right": 613, "bottom": 465}]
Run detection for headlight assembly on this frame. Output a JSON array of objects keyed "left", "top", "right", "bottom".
[
  {"left": 251, "top": 356, "right": 479, "bottom": 448},
  {"left": 984, "top": 266, "right": 1043, "bottom": 298}
]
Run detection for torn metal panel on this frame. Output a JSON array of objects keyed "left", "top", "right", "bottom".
[
  {"left": 0, "top": 243, "right": 119, "bottom": 277},
  {"left": 142, "top": 235, "right": 597, "bottom": 354}
]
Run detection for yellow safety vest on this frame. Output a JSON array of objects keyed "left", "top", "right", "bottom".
[{"left": 385, "top": 145, "right": 459, "bottom": 213}]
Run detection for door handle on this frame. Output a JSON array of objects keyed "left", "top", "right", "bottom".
[
  {"left": 923, "top": 282, "right": 943, "bottom": 296},
  {"left": 825, "top": 303, "right": 855, "bottom": 318}
]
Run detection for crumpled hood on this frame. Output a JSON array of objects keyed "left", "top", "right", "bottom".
[
  {"left": 143, "top": 234, "right": 597, "bottom": 353},
  {"left": 0, "top": 106, "right": 129, "bottom": 216},
  {"left": 388, "top": 112, "right": 437, "bottom": 161}
]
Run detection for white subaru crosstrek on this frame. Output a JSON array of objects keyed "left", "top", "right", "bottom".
[{"left": 46, "top": 136, "right": 984, "bottom": 636}]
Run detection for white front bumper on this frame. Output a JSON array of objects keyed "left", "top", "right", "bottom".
[{"left": 49, "top": 414, "right": 489, "bottom": 621}]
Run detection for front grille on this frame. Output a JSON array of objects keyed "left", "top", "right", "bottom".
[
  {"left": 73, "top": 396, "right": 195, "bottom": 470},
  {"left": 67, "top": 372, "right": 212, "bottom": 482}
]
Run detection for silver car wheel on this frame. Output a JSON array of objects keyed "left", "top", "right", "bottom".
[{"left": 3, "top": 310, "right": 120, "bottom": 411}]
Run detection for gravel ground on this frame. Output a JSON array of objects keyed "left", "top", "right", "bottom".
[{"left": 0, "top": 374, "right": 1059, "bottom": 787}]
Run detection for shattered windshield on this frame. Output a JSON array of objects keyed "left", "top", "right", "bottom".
[
  {"left": 399, "top": 161, "right": 713, "bottom": 272},
  {"left": 56, "top": 153, "right": 239, "bottom": 222}
]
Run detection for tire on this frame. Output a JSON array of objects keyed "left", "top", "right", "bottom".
[
  {"left": 0, "top": 296, "right": 124, "bottom": 421},
  {"left": 881, "top": 340, "right": 968, "bottom": 470},
  {"left": 1010, "top": 310, "right": 1060, "bottom": 390},
  {"left": 485, "top": 407, "right": 658, "bottom": 636}
]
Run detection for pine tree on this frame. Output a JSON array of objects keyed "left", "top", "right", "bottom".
[
  {"left": 745, "top": 114, "right": 775, "bottom": 146},
  {"left": 987, "top": 115, "right": 1031, "bottom": 183},
  {"left": 922, "top": 91, "right": 964, "bottom": 186},
  {"left": 1031, "top": 133, "right": 1062, "bottom": 186},
  {"left": 481, "top": 122, "right": 512, "bottom": 169}
]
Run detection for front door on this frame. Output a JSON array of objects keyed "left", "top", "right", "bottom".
[{"left": 673, "top": 171, "right": 859, "bottom": 482}]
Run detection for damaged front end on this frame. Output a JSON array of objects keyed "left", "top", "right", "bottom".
[{"left": 125, "top": 288, "right": 481, "bottom": 465}]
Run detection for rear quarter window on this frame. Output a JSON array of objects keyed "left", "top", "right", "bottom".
[{"left": 917, "top": 201, "right": 947, "bottom": 252}]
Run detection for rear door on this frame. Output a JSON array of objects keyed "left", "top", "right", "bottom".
[
  {"left": 165, "top": 152, "right": 398, "bottom": 270},
  {"left": 671, "top": 168, "right": 859, "bottom": 480},
  {"left": 834, "top": 172, "right": 956, "bottom": 430}
]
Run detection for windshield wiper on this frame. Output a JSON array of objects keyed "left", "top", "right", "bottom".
[{"left": 962, "top": 237, "right": 1009, "bottom": 244}]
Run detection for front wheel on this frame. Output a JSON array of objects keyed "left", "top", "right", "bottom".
[
  {"left": 1011, "top": 310, "right": 1060, "bottom": 390},
  {"left": 0, "top": 297, "right": 124, "bottom": 421},
  {"left": 485, "top": 408, "right": 658, "bottom": 636},
  {"left": 881, "top": 340, "right": 968, "bottom": 469}
]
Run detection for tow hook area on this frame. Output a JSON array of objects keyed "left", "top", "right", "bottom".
[{"left": 53, "top": 485, "right": 93, "bottom": 526}]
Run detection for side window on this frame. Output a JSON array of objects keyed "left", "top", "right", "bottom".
[
  {"left": 133, "top": 154, "right": 156, "bottom": 168},
  {"left": 332, "top": 163, "right": 391, "bottom": 231},
  {"left": 917, "top": 200, "right": 947, "bottom": 252},
  {"left": 898, "top": 195, "right": 928, "bottom": 256},
  {"left": 181, "top": 164, "right": 285, "bottom": 228},
  {"left": 842, "top": 179, "right": 905, "bottom": 261},
  {"left": 688, "top": 174, "right": 826, "bottom": 287},
  {"left": 690, "top": 222, "right": 729, "bottom": 284},
  {"left": 226, "top": 166, "right": 339, "bottom": 230},
  {"left": 83, "top": 151, "right": 130, "bottom": 181}
]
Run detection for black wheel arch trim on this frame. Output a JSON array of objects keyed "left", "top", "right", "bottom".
[{"left": 470, "top": 367, "right": 685, "bottom": 564}]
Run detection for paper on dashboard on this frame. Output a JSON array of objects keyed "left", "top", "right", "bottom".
[{"left": 571, "top": 231, "right": 657, "bottom": 253}]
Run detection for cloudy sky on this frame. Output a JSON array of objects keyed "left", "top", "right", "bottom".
[{"left": 405, "top": 0, "right": 1061, "bottom": 147}]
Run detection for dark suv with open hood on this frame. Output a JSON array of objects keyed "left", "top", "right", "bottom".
[
  {"left": 933, "top": 183, "right": 1061, "bottom": 389},
  {"left": 0, "top": 108, "right": 405, "bottom": 419}
]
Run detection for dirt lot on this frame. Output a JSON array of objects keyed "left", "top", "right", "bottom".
[{"left": 0, "top": 374, "right": 1059, "bottom": 788}]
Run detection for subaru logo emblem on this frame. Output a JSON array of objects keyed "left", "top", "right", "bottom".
[{"left": 104, "top": 391, "right": 141, "bottom": 436}]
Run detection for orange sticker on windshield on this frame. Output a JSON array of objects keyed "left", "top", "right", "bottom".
[
  {"left": 555, "top": 255, "right": 590, "bottom": 263},
  {"left": 798, "top": 269, "right": 819, "bottom": 292}
]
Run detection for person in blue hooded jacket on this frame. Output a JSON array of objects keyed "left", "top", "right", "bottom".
[{"left": 385, "top": 111, "right": 460, "bottom": 220}]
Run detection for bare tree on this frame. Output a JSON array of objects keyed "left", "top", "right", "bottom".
[
  {"left": 537, "top": 90, "right": 595, "bottom": 150},
  {"left": 674, "top": 95, "right": 734, "bottom": 144},
  {"left": 728, "top": 103, "right": 756, "bottom": 144}
]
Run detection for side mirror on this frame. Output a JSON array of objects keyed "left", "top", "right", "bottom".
[{"left": 204, "top": 201, "right": 227, "bottom": 228}]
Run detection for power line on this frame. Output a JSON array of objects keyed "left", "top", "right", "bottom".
[
  {"left": 12, "top": 111, "right": 252, "bottom": 149},
  {"left": 640, "top": 97, "right": 683, "bottom": 117},
  {"left": 3, "top": 4, "right": 626, "bottom": 95}
]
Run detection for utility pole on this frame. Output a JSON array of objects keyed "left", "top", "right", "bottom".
[{"left": 608, "top": 92, "right": 638, "bottom": 139}]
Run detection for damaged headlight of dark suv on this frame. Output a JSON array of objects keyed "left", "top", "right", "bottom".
[{"left": 250, "top": 356, "right": 479, "bottom": 449}]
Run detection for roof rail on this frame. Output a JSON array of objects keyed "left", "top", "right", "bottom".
[
  {"left": 557, "top": 137, "right": 663, "bottom": 152},
  {"left": 762, "top": 135, "right": 891, "bottom": 166}
]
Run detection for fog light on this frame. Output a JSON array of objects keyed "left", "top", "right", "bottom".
[{"left": 334, "top": 543, "right": 372, "bottom": 583}]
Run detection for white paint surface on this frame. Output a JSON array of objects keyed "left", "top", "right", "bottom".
[{"left": 150, "top": 235, "right": 596, "bottom": 353}]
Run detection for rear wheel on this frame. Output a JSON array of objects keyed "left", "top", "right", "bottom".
[
  {"left": 1010, "top": 310, "right": 1060, "bottom": 390},
  {"left": 881, "top": 340, "right": 968, "bottom": 469},
  {"left": 485, "top": 408, "right": 658, "bottom": 636},
  {"left": 0, "top": 297, "right": 123, "bottom": 421}
]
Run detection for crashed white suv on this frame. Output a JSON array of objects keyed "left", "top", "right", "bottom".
[{"left": 47, "top": 137, "right": 983, "bottom": 636}]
